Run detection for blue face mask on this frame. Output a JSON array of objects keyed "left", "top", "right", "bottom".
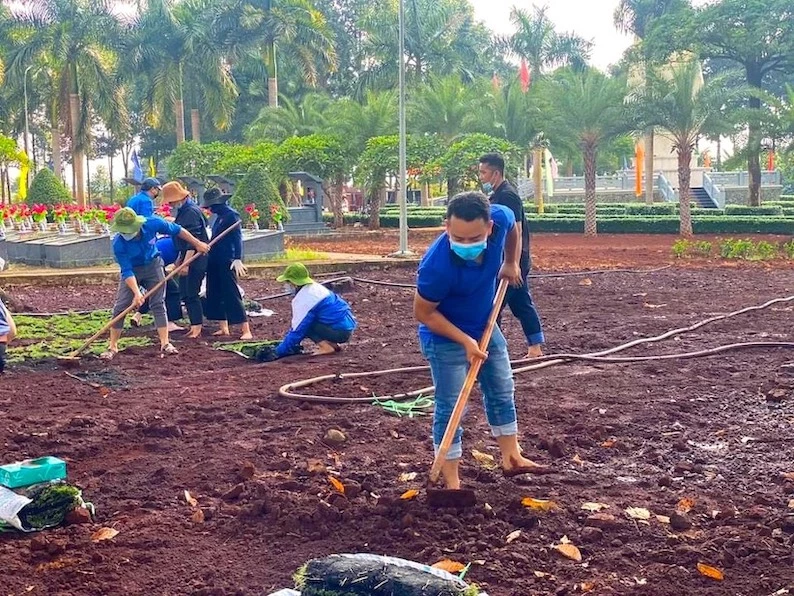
[
  {"left": 450, "top": 239, "right": 487, "bottom": 260},
  {"left": 209, "top": 204, "right": 225, "bottom": 214},
  {"left": 482, "top": 182, "right": 493, "bottom": 194}
]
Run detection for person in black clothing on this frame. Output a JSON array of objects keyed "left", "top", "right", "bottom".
[
  {"left": 479, "top": 153, "right": 545, "bottom": 358},
  {"left": 201, "top": 188, "right": 253, "bottom": 340},
  {"left": 162, "top": 181, "right": 209, "bottom": 338}
]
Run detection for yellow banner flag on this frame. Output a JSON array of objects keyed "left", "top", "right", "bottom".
[
  {"left": 17, "top": 162, "right": 29, "bottom": 201},
  {"left": 148, "top": 156, "right": 156, "bottom": 177}
]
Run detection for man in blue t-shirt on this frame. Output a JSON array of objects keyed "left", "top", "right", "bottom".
[
  {"left": 126, "top": 177, "right": 162, "bottom": 217},
  {"left": 414, "top": 192, "right": 551, "bottom": 490},
  {"left": 101, "top": 207, "right": 209, "bottom": 360}
]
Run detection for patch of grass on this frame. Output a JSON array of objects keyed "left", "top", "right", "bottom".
[
  {"left": 264, "top": 246, "right": 327, "bottom": 262},
  {"left": 8, "top": 337, "right": 151, "bottom": 363}
]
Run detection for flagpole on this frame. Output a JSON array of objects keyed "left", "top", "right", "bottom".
[{"left": 392, "top": 0, "right": 412, "bottom": 257}]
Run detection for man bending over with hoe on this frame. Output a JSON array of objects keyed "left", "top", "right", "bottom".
[
  {"left": 101, "top": 207, "right": 210, "bottom": 360},
  {"left": 414, "top": 192, "right": 550, "bottom": 490}
]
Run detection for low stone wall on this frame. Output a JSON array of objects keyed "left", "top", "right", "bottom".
[
  {"left": 724, "top": 186, "right": 783, "bottom": 205},
  {"left": 541, "top": 190, "right": 664, "bottom": 204}
]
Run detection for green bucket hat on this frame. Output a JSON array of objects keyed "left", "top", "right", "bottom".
[
  {"left": 276, "top": 263, "right": 313, "bottom": 286},
  {"left": 110, "top": 207, "right": 146, "bottom": 235}
]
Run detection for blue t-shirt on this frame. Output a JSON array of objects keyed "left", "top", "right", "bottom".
[
  {"left": 416, "top": 204, "right": 515, "bottom": 343},
  {"left": 0, "top": 298, "right": 10, "bottom": 337},
  {"left": 126, "top": 191, "right": 155, "bottom": 217},
  {"left": 156, "top": 237, "right": 179, "bottom": 266},
  {"left": 112, "top": 217, "right": 182, "bottom": 280}
]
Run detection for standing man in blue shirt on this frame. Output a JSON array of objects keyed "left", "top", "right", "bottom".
[
  {"left": 479, "top": 153, "right": 545, "bottom": 358},
  {"left": 126, "top": 177, "right": 162, "bottom": 217},
  {"left": 101, "top": 207, "right": 209, "bottom": 360},
  {"left": 414, "top": 192, "right": 551, "bottom": 491}
]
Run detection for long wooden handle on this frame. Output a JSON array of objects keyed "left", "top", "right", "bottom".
[
  {"left": 68, "top": 220, "right": 241, "bottom": 358},
  {"left": 429, "top": 279, "right": 509, "bottom": 482}
]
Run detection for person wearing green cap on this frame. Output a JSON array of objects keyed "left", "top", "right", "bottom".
[
  {"left": 101, "top": 207, "right": 210, "bottom": 360},
  {"left": 258, "top": 263, "right": 357, "bottom": 361}
]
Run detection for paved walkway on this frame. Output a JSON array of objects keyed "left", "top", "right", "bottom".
[{"left": 0, "top": 252, "right": 420, "bottom": 286}]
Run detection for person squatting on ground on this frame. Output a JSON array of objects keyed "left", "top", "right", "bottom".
[
  {"left": 201, "top": 188, "right": 253, "bottom": 341},
  {"left": 478, "top": 152, "right": 545, "bottom": 358},
  {"left": 258, "top": 263, "right": 357, "bottom": 362},
  {"left": 101, "top": 208, "right": 210, "bottom": 360},
  {"left": 125, "top": 177, "right": 162, "bottom": 217},
  {"left": 162, "top": 181, "right": 210, "bottom": 339},
  {"left": 414, "top": 192, "right": 551, "bottom": 490},
  {"left": 0, "top": 296, "right": 17, "bottom": 374}
]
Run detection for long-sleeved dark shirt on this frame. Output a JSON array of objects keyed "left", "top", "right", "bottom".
[
  {"left": 208, "top": 204, "right": 243, "bottom": 264},
  {"left": 174, "top": 199, "right": 209, "bottom": 259}
]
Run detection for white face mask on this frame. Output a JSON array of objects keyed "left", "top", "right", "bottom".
[
  {"left": 120, "top": 232, "right": 138, "bottom": 241},
  {"left": 284, "top": 284, "right": 297, "bottom": 295}
]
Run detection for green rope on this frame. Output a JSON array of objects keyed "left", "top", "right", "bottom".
[{"left": 372, "top": 395, "right": 434, "bottom": 418}]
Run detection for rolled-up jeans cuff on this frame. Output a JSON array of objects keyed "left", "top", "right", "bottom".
[
  {"left": 491, "top": 421, "right": 518, "bottom": 438},
  {"left": 434, "top": 442, "right": 463, "bottom": 461},
  {"left": 529, "top": 332, "right": 545, "bottom": 345}
]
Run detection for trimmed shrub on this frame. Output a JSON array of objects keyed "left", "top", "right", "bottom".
[
  {"left": 724, "top": 205, "right": 783, "bottom": 216},
  {"left": 626, "top": 203, "right": 676, "bottom": 215},
  {"left": 231, "top": 164, "right": 287, "bottom": 226},
  {"left": 27, "top": 168, "right": 72, "bottom": 208}
]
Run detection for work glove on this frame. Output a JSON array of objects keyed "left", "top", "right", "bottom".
[
  {"left": 230, "top": 259, "right": 247, "bottom": 277},
  {"left": 255, "top": 345, "right": 279, "bottom": 362}
]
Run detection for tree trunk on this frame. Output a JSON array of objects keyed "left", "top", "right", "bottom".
[
  {"left": 175, "top": 99, "right": 186, "bottom": 144},
  {"left": 0, "top": 168, "right": 5, "bottom": 204},
  {"left": 746, "top": 68, "right": 763, "bottom": 206},
  {"left": 51, "top": 100, "right": 62, "bottom": 184},
  {"left": 190, "top": 109, "right": 201, "bottom": 143},
  {"left": 120, "top": 140, "right": 131, "bottom": 180},
  {"left": 323, "top": 182, "right": 344, "bottom": 228},
  {"left": 421, "top": 181, "right": 429, "bottom": 207},
  {"left": 677, "top": 145, "right": 693, "bottom": 237},
  {"left": 109, "top": 154, "right": 114, "bottom": 202},
  {"left": 583, "top": 145, "right": 597, "bottom": 236},
  {"left": 533, "top": 148, "right": 544, "bottom": 214},
  {"left": 86, "top": 154, "right": 91, "bottom": 204},
  {"left": 69, "top": 93, "right": 86, "bottom": 205},
  {"left": 446, "top": 176, "right": 458, "bottom": 199},
  {"left": 565, "top": 159, "right": 573, "bottom": 177},
  {"left": 368, "top": 186, "right": 385, "bottom": 230},
  {"left": 716, "top": 137, "right": 722, "bottom": 170},
  {"left": 644, "top": 130, "right": 654, "bottom": 205}
]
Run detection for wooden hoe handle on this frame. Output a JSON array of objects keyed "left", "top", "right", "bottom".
[{"left": 429, "top": 279, "right": 510, "bottom": 482}]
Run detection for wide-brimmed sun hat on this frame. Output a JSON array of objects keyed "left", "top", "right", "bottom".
[
  {"left": 110, "top": 207, "right": 146, "bottom": 235},
  {"left": 200, "top": 187, "right": 232, "bottom": 208},
  {"left": 276, "top": 263, "right": 313, "bottom": 286},
  {"left": 161, "top": 181, "right": 190, "bottom": 204}
]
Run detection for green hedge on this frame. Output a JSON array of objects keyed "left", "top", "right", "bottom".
[
  {"left": 724, "top": 205, "right": 783, "bottom": 216},
  {"left": 526, "top": 215, "right": 794, "bottom": 234}
]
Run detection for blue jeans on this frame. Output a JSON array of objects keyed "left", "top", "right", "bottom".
[{"left": 420, "top": 326, "right": 518, "bottom": 460}]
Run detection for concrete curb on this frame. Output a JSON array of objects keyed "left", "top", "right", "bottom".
[{"left": 0, "top": 255, "right": 420, "bottom": 287}]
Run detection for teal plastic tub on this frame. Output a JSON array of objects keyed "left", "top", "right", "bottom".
[{"left": 0, "top": 456, "right": 67, "bottom": 489}]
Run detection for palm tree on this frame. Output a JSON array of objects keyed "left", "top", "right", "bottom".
[
  {"left": 3, "top": 0, "right": 126, "bottom": 205},
  {"left": 630, "top": 60, "right": 737, "bottom": 236},
  {"left": 506, "top": 6, "right": 592, "bottom": 81},
  {"left": 409, "top": 75, "right": 479, "bottom": 141},
  {"left": 245, "top": 93, "right": 331, "bottom": 143},
  {"left": 330, "top": 90, "right": 398, "bottom": 157},
  {"left": 548, "top": 68, "right": 628, "bottom": 236},
  {"left": 220, "top": 0, "right": 337, "bottom": 108},
  {"left": 615, "top": 0, "right": 686, "bottom": 204},
  {"left": 126, "top": 0, "right": 238, "bottom": 145}
]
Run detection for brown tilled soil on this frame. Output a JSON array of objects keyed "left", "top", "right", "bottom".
[{"left": 2, "top": 242, "right": 794, "bottom": 595}]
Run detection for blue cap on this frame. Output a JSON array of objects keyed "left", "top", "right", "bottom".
[{"left": 140, "top": 177, "right": 161, "bottom": 191}]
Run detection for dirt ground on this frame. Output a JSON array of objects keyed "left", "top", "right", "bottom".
[{"left": 2, "top": 235, "right": 794, "bottom": 596}]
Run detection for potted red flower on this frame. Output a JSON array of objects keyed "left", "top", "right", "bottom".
[{"left": 245, "top": 203, "right": 260, "bottom": 230}]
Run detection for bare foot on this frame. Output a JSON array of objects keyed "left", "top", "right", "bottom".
[
  {"left": 526, "top": 345, "right": 543, "bottom": 359},
  {"left": 311, "top": 341, "right": 337, "bottom": 356},
  {"left": 212, "top": 329, "right": 230, "bottom": 337},
  {"left": 239, "top": 332, "right": 253, "bottom": 341},
  {"left": 184, "top": 329, "right": 202, "bottom": 339},
  {"left": 503, "top": 454, "right": 553, "bottom": 477},
  {"left": 167, "top": 322, "right": 183, "bottom": 332}
]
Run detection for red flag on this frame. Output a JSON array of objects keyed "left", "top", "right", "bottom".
[
  {"left": 491, "top": 73, "right": 500, "bottom": 91},
  {"left": 767, "top": 150, "right": 775, "bottom": 171},
  {"left": 519, "top": 59, "right": 530, "bottom": 93}
]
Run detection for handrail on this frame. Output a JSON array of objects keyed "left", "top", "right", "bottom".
[
  {"left": 702, "top": 173, "right": 725, "bottom": 209},
  {"left": 657, "top": 173, "right": 677, "bottom": 202}
]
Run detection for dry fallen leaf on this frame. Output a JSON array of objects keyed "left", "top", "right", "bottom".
[
  {"left": 398, "top": 472, "right": 418, "bottom": 482},
  {"left": 400, "top": 489, "right": 420, "bottom": 500},
  {"left": 554, "top": 543, "right": 582, "bottom": 563},
  {"left": 306, "top": 459, "right": 326, "bottom": 474},
  {"left": 91, "top": 527, "right": 119, "bottom": 542},
  {"left": 677, "top": 497, "right": 696, "bottom": 513},
  {"left": 506, "top": 530, "right": 522, "bottom": 544},
  {"left": 656, "top": 515, "right": 671, "bottom": 524},
  {"left": 634, "top": 577, "right": 648, "bottom": 586},
  {"left": 579, "top": 278, "right": 593, "bottom": 286},
  {"left": 580, "top": 581, "right": 596, "bottom": 592},
  {"left": 432, "top": 559, "right": 466, "bottom": 573},
  {"left": 572, "top": 454, "right": 586, "bottom": 466},
  {"left": 581, "top": 502, "right": 609, "bottom": 512},
  {"left": 471, "top": 449, "right": 498, "bottom": 470},
  {"left": 191, "top": 509, "right": 205, "bottom": 523},
  {"left": 560, "top": 535, "right": 571, "bottom": 544},
  {"left": 601, "top": 439, "right": 617, "bottom": 448},
  {"left": 521, "top": 497, "right": 559, "bottom": 511},
  {"left": 533, "top": 570, "right": 549, "bottom": 578},
  {"left": 625, "top": 507, "right": 651, "bottom": 520},
  {"left": 184, "top": 490, "right": 198, "bottom": 508},
  {"left": 696, "top": 562, "right": 724, "bottom": 581},
  {"left": 781, "top": 472, "right": 794, "bottom": 481},
  {"left": 328, "top": 476, "right": 345, "bottom": 494},
  {"left": 643, "top": 303, "right": 667, "bottom": 309}
]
